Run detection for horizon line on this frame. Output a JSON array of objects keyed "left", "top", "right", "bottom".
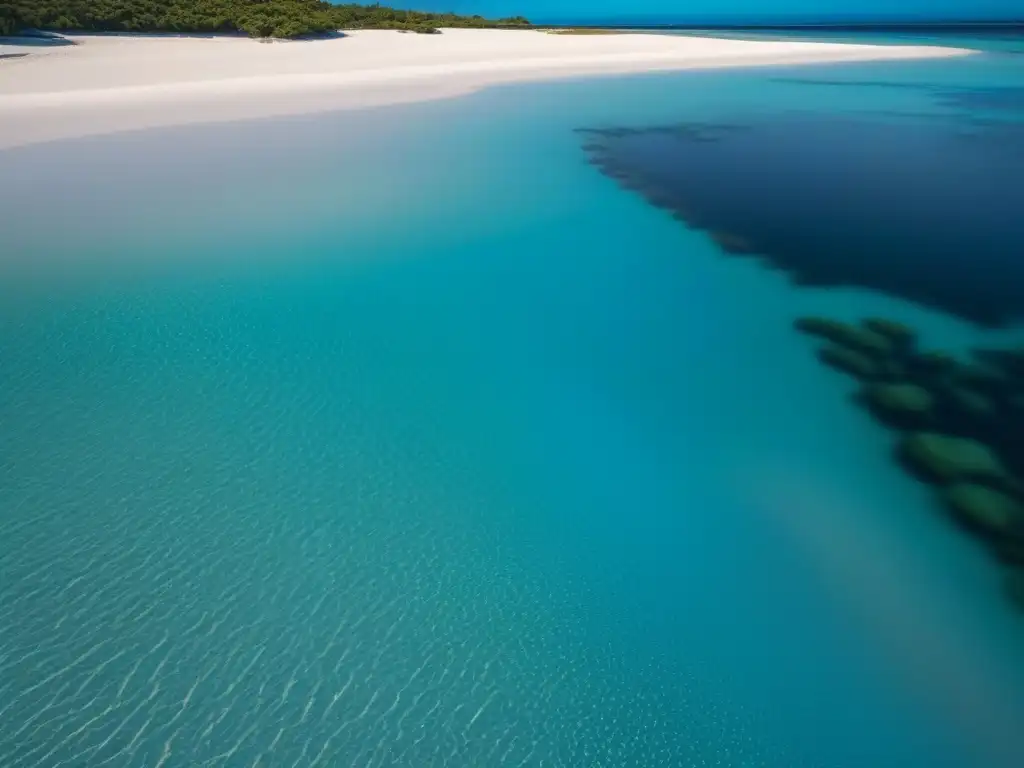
[
  {"left": 532, "top": 15, "right": 1023, "bottom": 25},
  {"left": 537, "top": 19, "right": 1024, "bottom": 29}
]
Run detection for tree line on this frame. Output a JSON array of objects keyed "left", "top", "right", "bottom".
[{"left": 0, "top": 1, "right": 531, "bottom": 39}]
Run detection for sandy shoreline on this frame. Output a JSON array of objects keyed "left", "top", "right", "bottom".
[{"left": 0, "top": 29, "right": 972, "bottom": 149}]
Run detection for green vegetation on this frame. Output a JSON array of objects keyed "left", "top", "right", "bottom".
[{"left": 0, "top": 1, "right": 531, "bottom": 39}]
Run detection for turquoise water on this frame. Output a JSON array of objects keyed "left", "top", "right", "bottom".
[
  {"left": 662, "top": 27, "right": 1024, "bottom": 52},
  {"left": 402, "top": 0, "right": 1019, "bottom": 25},
  {"left": 3, "top": 42, "right": 1024, "bottom": 767}
]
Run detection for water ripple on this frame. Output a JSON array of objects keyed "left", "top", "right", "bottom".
[{"left": 0, "top": 285, "right": 782, "bottom": 767}]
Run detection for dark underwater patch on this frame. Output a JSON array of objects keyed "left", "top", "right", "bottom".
[
  {"left": 790, "top": 313, "right": 1024, "bottom": 613},
  {"left": 578, "top": 114, "right": 1024, "bottom": 327}
]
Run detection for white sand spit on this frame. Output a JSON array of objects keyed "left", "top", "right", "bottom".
[{"left": 0, "top": 29, "right": 972, "bottom": 148}]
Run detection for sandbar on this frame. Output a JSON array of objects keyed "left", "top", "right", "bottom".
[{"left": 0, "top": 29, "right": 972, "bottom": 149}]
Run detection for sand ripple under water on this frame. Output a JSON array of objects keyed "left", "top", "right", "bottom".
[{"left": 0, "top": 288, "right": 779, "bottom": 767}]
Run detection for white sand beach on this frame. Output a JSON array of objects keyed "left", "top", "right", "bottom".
[{"left": 0, "top": 29, "right": 971, "bottom": 148}]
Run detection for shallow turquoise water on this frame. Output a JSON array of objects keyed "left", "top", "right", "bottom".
[{"left": 2, "top": 48, "right": 1024, "bottom": 767}]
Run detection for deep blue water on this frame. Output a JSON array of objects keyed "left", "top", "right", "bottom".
[
  {"left": 574, "top": 31, "right": 1024, "bottom": 331},
  {"left": 2, "top": 34, "right": 1024, "bottom": 768},
  {"left": 394, "top": 0, "right": 1019, "bottom": 25},
  {"left": 579, "top": 115, "right": 1024, "bottom": 326},
  {"left": 662, "top": 26, "right": 1024, "bottom": 52}
]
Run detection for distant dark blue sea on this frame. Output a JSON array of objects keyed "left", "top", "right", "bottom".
[{"left": 2, "top": 32, "right": 1023, "bottom": 768}]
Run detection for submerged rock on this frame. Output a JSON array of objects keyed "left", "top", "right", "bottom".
[
  {"left": 879, "top": 360, "right": 907, "bottom": 381},
  {"left": 953, "top": 363, "right": 1012, "bottom": 397},
  {"left": 900, "top": 432, "right": 1009, "bottom": 485},
  {"left": 794, "top": 317, "right": 892, "bottom": 357},
  {"left": 818, "top": 345, "right": 878, "bottom": 380},
  {"left": 947, "top": 387, "right": 996, "bottom": 419},
  {"left": 863, "top": 383, "right": 933, "bottom": 426},
  {"left": 912, "top": 350, "right": 958, "bottom": 374},
  {"left": 862, "top": 318, "right": 915, "bottom": 350},
  {"left": 943, "top": 483, "right": 1024, "bottom": 538},
  {"left": 787, "top": 313, "right": 1024, "bottom": 596}
]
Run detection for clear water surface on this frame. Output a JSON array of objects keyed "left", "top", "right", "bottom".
[{"left": 1, "top": 33, "right": 1023, "bottom": 768}]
